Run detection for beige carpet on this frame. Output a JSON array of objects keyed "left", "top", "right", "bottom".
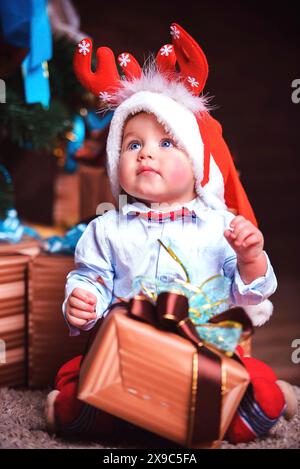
[{"left": 0, "top": 386, "right": 299, "bottom": 449}]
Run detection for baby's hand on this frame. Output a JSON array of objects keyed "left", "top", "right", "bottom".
[
  {"left": 224, "top": 215, "right": 264, "bottom": 263},
  {"left": 66, "top": 288, "right": 97, "bottom": 329}
]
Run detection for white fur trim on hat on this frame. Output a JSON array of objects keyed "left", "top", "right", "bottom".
[{"left": 106, "top": 90, "right": 226, "bottom": 210}]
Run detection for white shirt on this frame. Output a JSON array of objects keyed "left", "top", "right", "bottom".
[{"left": 63, "top": 196, "right": 277, "bottom": 336}]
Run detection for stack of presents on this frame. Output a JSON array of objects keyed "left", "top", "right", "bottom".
[
  {"left": 0, "top": 162, "right": 115, "bottom": 389},
  {"left": 0, "top": 226, "right": 253, "bottom": 449},
  {"left": 0, "top": 238, "right": 87, "bottom": 388}
]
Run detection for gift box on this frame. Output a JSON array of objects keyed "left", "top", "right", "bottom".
[
  {"left": 28, "top": 253, "right": 87, "bottom": 387},
  {"left": 78, "top": 165, "right": 115, "bottom": 221},
  {"left": 0, "top": 239, "right": 41, "bottom": 387},
  {"left": 0, "top": 238, "right": 41, "bottom": 257},
  {"left": 0, "top": 255, "right": 29, "bottom": 387},
  {"left": 78, "top": 296, "right": 250, "bottom": 448},
  {"left": 53, "top": 171, "right": 81, "bottom": 228}
]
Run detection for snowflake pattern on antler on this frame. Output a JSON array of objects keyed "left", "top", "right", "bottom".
[
  {"left": 187, "top": 76, "right": 199, "bottom": 88},
  {"left": 118, "top": 53, "right": 131, "bottom": 67},
  {"left": 170, "top": 25, "right": 180, "bottom": 40},
  {"left": 160, "top": 45, "right": 173, "bottom": 57},
  {"left": 78, "top": 40, "right": 90, "bottom": 56},
  {"left": 99, "top": 91, "right": 113, "bottom": 102}
]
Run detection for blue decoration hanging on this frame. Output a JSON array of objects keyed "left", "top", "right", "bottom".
[
  {"left": 0, "top": 0, "right": 52, "bottom": 107},
  {"left": 86, "top": 111, "right": 113, "bottom": 131},
  {"left": 63, "top": 110, "right": 113, "bottom": 173},
  {"left": 64, "top": 114, "right": 86, "bottom": 173}
]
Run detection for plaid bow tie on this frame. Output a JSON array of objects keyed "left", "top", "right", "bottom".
[{"left": 127, "top": 207, "right": 197, "bottom": 223}]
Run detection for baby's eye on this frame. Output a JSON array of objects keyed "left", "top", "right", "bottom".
[
  {"left": 127, "top": 141, "right": 141, "bottom": 151},
  {"left": 160, "top": 139, "right": 174, "bottom": 148}
]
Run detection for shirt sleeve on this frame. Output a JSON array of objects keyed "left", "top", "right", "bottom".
[
  {"left": 62, "top": 216, "right": 115, "bottom": 336},
  {"left": 222, "top": 250, "right": 278, "bottom": 306}
]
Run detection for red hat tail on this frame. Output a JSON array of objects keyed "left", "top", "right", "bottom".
[{"left": 198, "top": 114, "right": 258, "bottom": 226}]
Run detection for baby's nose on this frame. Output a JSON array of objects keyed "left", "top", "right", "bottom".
[{"left": 137, "top": 149, "right": 153, "bottom": 160}]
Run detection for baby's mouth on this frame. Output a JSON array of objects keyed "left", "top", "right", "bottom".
[{"left": 137, "top": 166, "right": 160, "bottom": 176}]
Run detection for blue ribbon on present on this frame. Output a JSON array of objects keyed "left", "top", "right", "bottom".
[
  {"left": 0, "top": 209, "right": 86, "bottom": 254},
  {"left": 0, "top": 209, "right": 41, "bottom": 243},
  {"left": 131, "top": 274, "right": 242, "bottom": 354},
  {"left": 130, "top": 239, "right": 243, "bottom": 354},
  {"left": 0, "top": 0, "right": 52, "bottom": 107},
  {"left": 43, "top": 223, "right": 87, "bottom": 254}
]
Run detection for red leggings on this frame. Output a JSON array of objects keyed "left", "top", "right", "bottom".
[
  {"left": 54, "top": 355, "right": 135, "bottom": 440},
  {"left": 53, "top": 347, "right": 286, "bottom": 444}
]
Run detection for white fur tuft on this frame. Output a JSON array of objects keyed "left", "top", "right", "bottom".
[
  {"left": 102, "top": 58, "right": 214, "bottom": 115},
  {"left": 243, "top": 299, "right": 274, "bottom": 326}
]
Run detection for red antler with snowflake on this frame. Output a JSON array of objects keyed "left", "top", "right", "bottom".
[
  {"left": 73, "top": 38, "right": 120, "bottom": 102},
  {"left": 73, "top": 24, "right": 209, "bottom": 103},
  {"left": 170, "top": 23, "right": 209, "bottom": 94}
]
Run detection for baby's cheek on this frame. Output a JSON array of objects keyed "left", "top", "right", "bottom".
[{"left": 168, "top": 162, "right": 192, "bottom": 185}]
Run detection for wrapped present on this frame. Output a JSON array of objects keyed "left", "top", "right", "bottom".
[
  {"left": 0, "top": 235, "right": 41, "bottom": 387},
  {"left": 79, "top": 239, "right": 253, "bottom": 447},
  {"left": 0, "top": 238, "right": 41, "bottom": 257},
  {"left": 79, "top": 295, "right": 251, "bottom": 448},
  {"left": 53, "top": 171, "right": 81, "bottom": 228},
  {"left": 0, "top": 255, "right": 29, "bottom": 387},
  {"left": 28, "top": 253, "right": 87, "bottom": 387},
  {"left": 78, "top": 165, "right": 115, "bottom": 221}
]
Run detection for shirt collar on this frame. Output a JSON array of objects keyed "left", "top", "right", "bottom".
[{"left": 121, "top": 196, "right": 210, "bottom": 221}]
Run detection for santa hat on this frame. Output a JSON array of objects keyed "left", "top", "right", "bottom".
[{"left": 73, "top": 23, "right": 257, "bottom": 226}]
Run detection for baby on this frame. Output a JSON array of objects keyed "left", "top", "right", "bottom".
[
  {"left": 65, "top": 110, "right": 272, "bottom": 335},
  {"left": 45, "top": 23, "right": 297, "bottom": 443}
]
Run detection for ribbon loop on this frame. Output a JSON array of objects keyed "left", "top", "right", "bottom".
[
  {"left": 129, "top": 295, "right": 158, "bottom": 327},
  {"left": 156, "top": 291, "right": 189, "bottom": 329},
  {"left": 208, "top": 306, "right": 254, "bottom": 341},
  {"left": 176, "top": 317, "right": 203, "bottom": 347}
]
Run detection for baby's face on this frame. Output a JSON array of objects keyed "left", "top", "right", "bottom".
[{"left": 119, "top": 112, "right": 196, "bottom": 206}]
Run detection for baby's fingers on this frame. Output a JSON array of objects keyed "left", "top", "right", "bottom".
[
  {"left": 224, "top": 229, "right": 236, "bottom": 243},
  {"left": 66, "top": 314, "right": 89, "bottom": 328},
  {"left": 67, "top": 307, "right": 96, "bottom": 321},
  {"left": 234, "top": 227, "right": 254, "bottom": 246},
  {"left": 242, "top": 233, "right": 261, "bottom": 247},
  {"left": 72, "top": 288, "right": 97, "bottom": 305},
  {"left": 69, "top": 295, "right": 96, "bottom": 313}
]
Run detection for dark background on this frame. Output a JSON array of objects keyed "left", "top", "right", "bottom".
[
  {"left": 73, "top": 0, "right": 300, "bottom": 383},
  {"left": 74, "top": 0, "right": 300, "bottom": 266}
]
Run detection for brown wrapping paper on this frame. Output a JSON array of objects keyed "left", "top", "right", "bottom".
[
  {"left": 79, "top": 165, "right": 115, "bottom": 221},
  {"left": 0, "top": 238, "right": 41, "bottom": 257},
  {"left": 79, "top": 306, "right": 250, "bottom": 448},
  {"left": 28, "top": 254, "right": 87, "bottom": 387},
  {"left": 0, "top": 255, "right": 29, "bottom": 387}
]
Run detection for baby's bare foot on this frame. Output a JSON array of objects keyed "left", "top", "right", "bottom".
[
  {"left": 276, "top": 380, "right": 298, "bottom": 421},
  {"left": 45, "top": 389, "right": 60, "bottom": 433}
]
